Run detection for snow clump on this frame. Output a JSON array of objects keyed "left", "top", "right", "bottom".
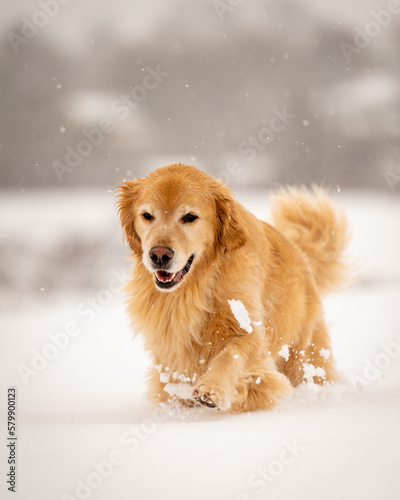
[{"left": 228, "top": 299, "right": 253, "bottom": 333}]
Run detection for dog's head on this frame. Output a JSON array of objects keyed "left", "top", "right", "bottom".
[{"left": 117, "top": 164, "right": 246, "bottom": 292}]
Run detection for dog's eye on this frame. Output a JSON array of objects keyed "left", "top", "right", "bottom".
[
  {"left": 142, "top": 212, "right": 153, "bottom": 221},
  {"left": 182, "top": 213, "right": 198, "bottom": 223}
]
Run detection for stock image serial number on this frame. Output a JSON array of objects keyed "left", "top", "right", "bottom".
[{"left": 7, "top": 387, "right": 17, "bottom": 493}]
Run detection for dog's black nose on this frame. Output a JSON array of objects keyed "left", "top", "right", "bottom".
[{"left": 149, "top": 246, "right": 174, "bottom": 268}]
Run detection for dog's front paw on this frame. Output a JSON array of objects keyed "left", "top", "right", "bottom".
[
  {"left": 193, "top": 384, "right": 230, "bottom": 410},
  {"left": 193, "top": 385, "right": 219, "bottom": 409}
]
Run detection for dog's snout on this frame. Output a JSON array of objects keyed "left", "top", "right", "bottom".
[{"left": 149, "top": 246, "right": 174, "bottom": 268}]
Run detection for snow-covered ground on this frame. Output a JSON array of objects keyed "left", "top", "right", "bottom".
[{"left": 1, "top": 189, "right": 399, "bottom": 500}]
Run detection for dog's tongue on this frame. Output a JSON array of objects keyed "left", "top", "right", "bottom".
[{"left": 174, "top": 270, "right": 184, "bottom": 282}]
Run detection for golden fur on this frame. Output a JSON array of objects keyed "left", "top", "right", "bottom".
[{"left": 117, "top": 164, "right": 349, "bottom": 412}]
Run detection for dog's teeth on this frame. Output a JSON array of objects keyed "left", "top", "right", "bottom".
[{"left": 157, "top": 272, "right": 176, "bottom": 283}]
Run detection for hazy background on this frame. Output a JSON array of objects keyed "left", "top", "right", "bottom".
[{"left": 1, "top": 0, "right": 400, "bottom": 191}]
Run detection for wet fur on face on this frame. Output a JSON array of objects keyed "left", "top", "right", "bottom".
[{"left": 117, "top": 164, "right": 350, "bottom": 412}]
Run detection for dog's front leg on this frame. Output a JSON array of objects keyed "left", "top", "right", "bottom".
[
  {"left": 192, "top": 333, "right": 261, "bottom": 410},
  {"left": 193, "top": 329, "right": 293, "bottom": 412}
]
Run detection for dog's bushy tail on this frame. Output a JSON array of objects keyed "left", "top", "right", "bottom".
[{"left": 270, "top": 186, "right": 351, "bottom": 295}]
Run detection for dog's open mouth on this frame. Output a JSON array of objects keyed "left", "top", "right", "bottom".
[{"left": 154, "top": 255, "right": 194, "bottom": 289}]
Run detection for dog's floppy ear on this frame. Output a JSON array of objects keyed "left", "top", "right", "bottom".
[
  {"left": 214, "top": 183, "right": 247, "bottom": 254},
  {"left": 116, "top": 180, "right": 143, "bottom": 254}
]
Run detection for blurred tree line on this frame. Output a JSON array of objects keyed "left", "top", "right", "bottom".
[{"left": 1, "top": 0, "right": 399, "bottom": 190}]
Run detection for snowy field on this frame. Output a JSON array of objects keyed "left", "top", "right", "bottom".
[{"left": 1, "top": 188, "right": 400, "bottom": 500}]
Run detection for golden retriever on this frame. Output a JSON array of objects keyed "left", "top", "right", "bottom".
[{"left": 117, "top": 164, "right": 349, "bottom": 412}]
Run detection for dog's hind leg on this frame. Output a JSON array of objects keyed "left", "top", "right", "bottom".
[
  {"left": 305, "top": 319, "right": 337, "bottom": 384},
  {"left": 277, "top": 319, "right": 337, "bottom": 386}
]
